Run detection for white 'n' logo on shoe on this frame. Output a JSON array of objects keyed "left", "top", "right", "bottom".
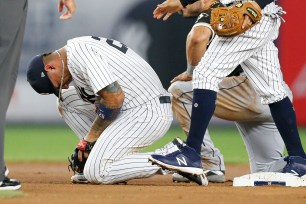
[
  {"left": 290, "top": 170, "right": 299, "bottom": 176},
  {"left": 176, "top": 157, "right": 187, "bottom": 166}
]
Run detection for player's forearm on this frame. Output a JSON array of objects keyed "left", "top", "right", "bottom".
[
  {"left": 186, "top": 38, "right": 207, "bottom": 66},
  {"left": 85, "top": 116, "right": 116, "bottom": 142},
  {"left": 84, "top": 82, "right": 124, "bottom": 142},
  {"left": 186, "top": 27, "right": 211, "bottom": 75}
]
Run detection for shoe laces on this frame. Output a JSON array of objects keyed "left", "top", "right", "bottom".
[{"left": 154, "top": 138, "right": 184, "bottom": 155}]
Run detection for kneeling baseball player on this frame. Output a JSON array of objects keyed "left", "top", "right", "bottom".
[{"left": 26, "top": 36, "right": 173, "bottom": 184}]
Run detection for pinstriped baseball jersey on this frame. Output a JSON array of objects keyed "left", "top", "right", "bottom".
[
  {"left": 58, "top": 36, "right": 173, "bottom": 184},
  {"left": 66, "top": 36, "right": 169, "bottom": 110}
]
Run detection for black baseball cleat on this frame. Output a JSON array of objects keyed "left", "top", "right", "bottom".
[
  {"left": 0, "top": 177, "right": 21, "bottom": 190},
  {"left": 178, "top": 172, "right": 208, "bottom": 186},
  {"left": 173, "top": 170, "right": 225, "bottom": 183},
  {"left": 149, "top": 138, "right": 203, "bottom": 175},
  {"left": 282, "top": 156, "right": 306, "bottom": 177}
]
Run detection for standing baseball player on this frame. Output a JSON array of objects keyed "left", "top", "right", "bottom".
[
  {"left": 0, "top": 0, "right": 76, "bottom": 190},
  {"left": 169, "top": 0, "right": 294, "bottom": 184},
  {"left": 149, "top": 0, "right": 306, "bottom": 181},
  {"left": 26, "top": 36, "right": 173, "bottom": 184}
]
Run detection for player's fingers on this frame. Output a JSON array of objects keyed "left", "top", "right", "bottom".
[
  {"left": 153, "top": 6, "right": 166, "bottom": 19},
  {"left": 163, "top": 12, "right": 173, "bottom": 21},
  {"left": 58, "top": 0, "right": 63, "bottom": 12},
  {"left": 59, "top": 0, "right": 76, "bottom": 20},
  {"left": 78, "top": 150, "right": 83, "bottom": 162},
  {"left": 170, "top": 77, "right": 178, "bottom": 83},
  {"left": 60, "top": 12, "right": 71, "bottom": 20},
  {"left": 242, "top": 15, "right": 252, "bottom": 29}
]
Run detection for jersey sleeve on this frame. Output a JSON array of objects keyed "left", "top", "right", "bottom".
[
  {"left": 84, "top": 48, "right": 118, "bottom": 95},
  {"left": 180, "top": 0, "right": 198, "bottom": 7},
  {"left": 66, "top": 39, "right": 118, "bottom": 95}
]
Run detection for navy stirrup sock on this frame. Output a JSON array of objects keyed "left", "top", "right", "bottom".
[
  {"left": 186, "top": 89, "right": 217, "bottom": 154},
  {"left": 269, "top": 97, "right": 306, "bottom": 158}
]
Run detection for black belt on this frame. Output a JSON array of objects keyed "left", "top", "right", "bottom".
[{"left": 159, "top": 96, "right": 171, "bottom": 104}]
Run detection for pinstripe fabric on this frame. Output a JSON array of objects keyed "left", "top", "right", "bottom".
[
  {"left": 193, "top": 2, "right": 287, "bottom": 104},
  {"left": 59, "top": 37, "right": 173, "bottom": 184},
  {"left": 66, "top": 36, "right": 169, "bottom": 109}
]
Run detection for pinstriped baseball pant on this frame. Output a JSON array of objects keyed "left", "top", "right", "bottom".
[
  {"left": 58, "top": 87, "right": 173, "bottom": 184},
  {"left": 193, "top": 3, "right": 287, "bottom": 105}
]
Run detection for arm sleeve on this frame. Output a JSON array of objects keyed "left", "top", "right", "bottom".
[
  {"left": 179, "top": 0, "right": 199, "bottom": 7},
  {"left": 256, "top": 0, "right": 274, "bottom": 9}
]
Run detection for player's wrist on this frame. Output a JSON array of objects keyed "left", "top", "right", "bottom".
[{"left": 186, "top": 63, "right": 195, "bottom": 77}]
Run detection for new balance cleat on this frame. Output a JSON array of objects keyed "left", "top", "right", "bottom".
[
  {"left": 153, "top": 138, "right": 184, "bottom": 156},
  {"left": 282, "top": 156, "right": 306, "bottom": 177},
  {"left": 173, "top": 170, "right": 225, "bottom": 183},
  {"left": 149, "top": 138, "right": 203, "bottom": 175},
  {"left": 204, "top": 170, "right": 226, "bottom": 183},
  {"left": 71, "top": 173, "right": 88, "bottom": 184},
  {"left": 0, "top": 177, "right": 21, "bottom": 190},
  {"left": 178, "top": 172, "right": 208, "bottom": 186}
]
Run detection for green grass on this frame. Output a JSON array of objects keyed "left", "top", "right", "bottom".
[
  {"left": 4, "top": 124, "right": 306, "bottom": 164},
  {"left": 0, "top": 191, "right": 24, "bottom": 199}
]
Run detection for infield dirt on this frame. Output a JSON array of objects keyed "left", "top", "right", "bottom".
[{"left": 2, "top": 163, "right": 306, "bottom": 204}]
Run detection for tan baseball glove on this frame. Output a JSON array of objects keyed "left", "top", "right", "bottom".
[{"left": 210, "top": 1, "right": 262, "bottom": 37}]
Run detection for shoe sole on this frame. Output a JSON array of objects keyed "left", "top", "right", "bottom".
[
  {"left": 173, "top": 174, "right": 225, "bottom": 183},
  {"left": 0, "top": 184, "right": 21, "bottom": 191},
  {"left": 71, "top": 176, "right": 89, "bottom": 184},
  {"left": 149, "top": 156, "right": 203, "bottom": 175}
]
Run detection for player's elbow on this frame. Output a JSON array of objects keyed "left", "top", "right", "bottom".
[
  {"left": 188, "top": 27, "right": 211, "bottom": 47},
  {"left": 114, "top": 91, "right": 125, "bottom": 108}
]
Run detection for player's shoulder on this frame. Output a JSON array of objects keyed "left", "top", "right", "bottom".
[
  {"left": 195, "top": 1, "right": 221, "bottom": 24},
  {"left": 68, "top": 36, "right": 107, "bottom": 45}
]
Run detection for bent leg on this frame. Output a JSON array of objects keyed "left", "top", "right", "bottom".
[
  {"left": 84, "top": 100, "right": 172, "bottom": 184},
  {"left": 236, "top": 121, "right": 286, "bottom": 173},
  {"left": 169, "top": 81, "right": 225, "bottom": 171}
]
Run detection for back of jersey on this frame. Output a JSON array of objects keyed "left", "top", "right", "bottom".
[{"left": 66, "top": 36, "right": 168, "bottom": 109}]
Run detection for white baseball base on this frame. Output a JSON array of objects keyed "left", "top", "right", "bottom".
[{"left": 233, "top": 172, "right": 306, "bottom": 187}]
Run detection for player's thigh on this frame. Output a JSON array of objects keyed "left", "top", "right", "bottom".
[
  {"left": 215, "top": 76, "right": 272, "bottom": 122},
  {"left": 193, "top": 15, "right": 278, "bottom": 91},
  {"left": 87, "top": 106, "right": 172, "bottom": 162},
  {"left": 241, "top": 41, "right": 288, "bottom": 104}
]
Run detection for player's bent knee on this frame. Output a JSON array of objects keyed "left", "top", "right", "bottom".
[{"left": 168, "top": 81, "right": 192, "bottom": 99}]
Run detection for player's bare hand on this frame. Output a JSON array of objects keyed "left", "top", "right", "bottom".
[
  {"left": 242, "top": 15, "right": 253, "bottom": 29},
  {"left": 171, "top": 71, "right": 192, "bottom": 83},
  {"left": 153, "top": 0, "right": 183, "bottom": 21},
  {"left": 58, "top": 0, "right": 76, "bottom": 20}
]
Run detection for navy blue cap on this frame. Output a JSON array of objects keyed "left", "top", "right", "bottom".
[{"left": 26, "top": 54, "right": 56, "bottom": 95}]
